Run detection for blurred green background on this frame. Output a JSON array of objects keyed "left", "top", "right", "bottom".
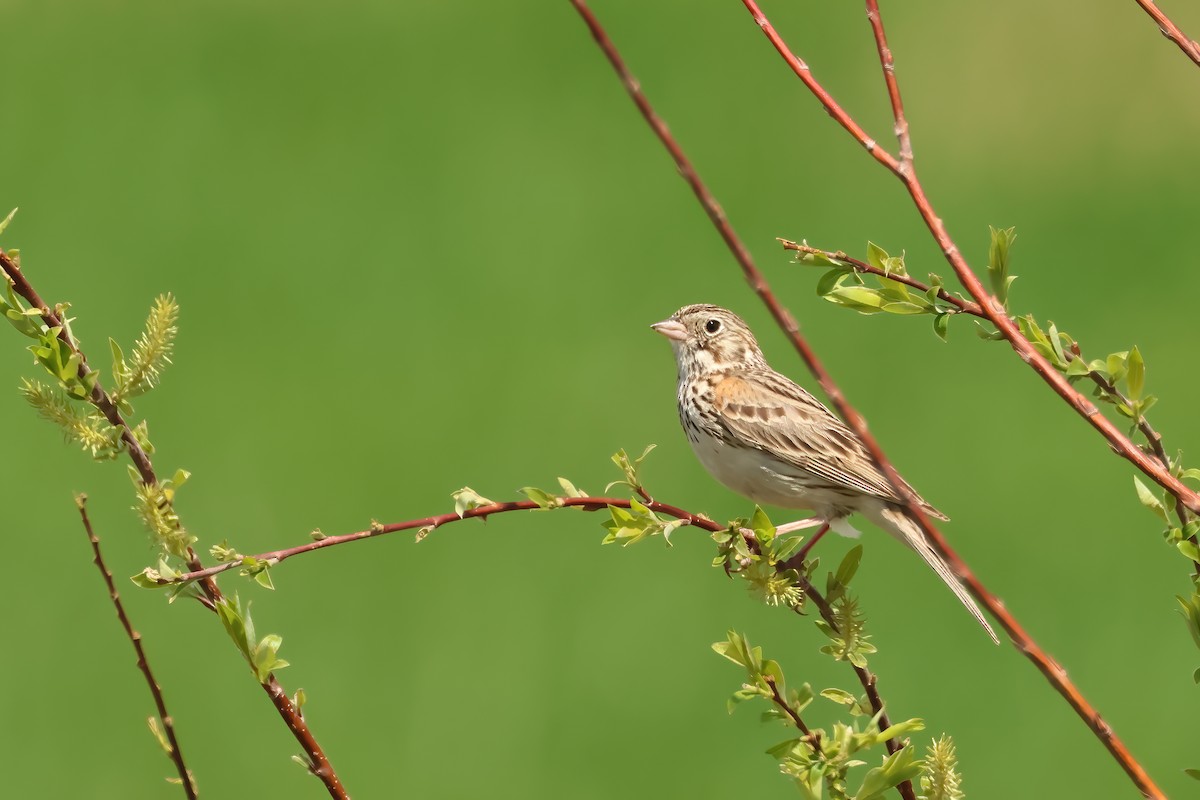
[{"left": 3, "top": 1, "right": 1199, "bottom": 797}]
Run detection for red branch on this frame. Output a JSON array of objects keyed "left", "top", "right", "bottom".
[
  {"left": 168, "top": 496, "right": 706, "bottom": 585},
  {"left": 742, "top": 3, "right": 1166, "bottom": 797},
  {"left": 78, "top": 496, "right": 197, "bottom": 799},
  {"left": 166, "top": 489, "right": 915, "bottom": 800},
  {"left": 0, "top": 251, "right": 348, "bottom": 800},
  {"left": 1132, "top": 0, "right": 1200, "bottom": 67}
]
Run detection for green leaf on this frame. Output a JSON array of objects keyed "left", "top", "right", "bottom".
[
  {"left": 0, "top": 207, "right": 17, "bottom": 237},
  {"left": 1179, "top": 540, "right": 1200, "bottom": 564},
  {"left": 855, "top": 744, "right": 922, "bottom": 800},
  {"left": 793, "top": 247, "right": 844, "bottom": 268},
  {"left": 1186, "top": 768, "right": 1200, "bottom": 781},
  {"left": 253, "top": 568, "right": 276, "bottom": 590},
  {"left": 973, "top": 321, "right": 1004, "bottom": 340},
  {"left": 452, "top": 486, "right": 494, "bottom": 517},
  {"left": 1176, "top": 593, "right": 1200, "bottom": 649},
  {"left": 712, "top": 630, "right": 751, "bottom": 668},
  {"left": 130, "top": 566, "right": 172, "bottom": 589},
  {"left": 606, "top": 444, "right": 656, "bottom": 492},
  {"left": 519, "top": 486, "right": 559, "bottom": 509},
  {"left": 557, "top": 477, "right": 587, "bottom": 497},
  {"left": 816, "top": 267, "right": 854, "bottom": 297},
  {"left": 835, "top": 545, "right": 864, "bottom": 588},
  {"left": 749, "top": 506, "right": 775, "bottom": 545},
  {"left": 987, "top": 225, "right": 1017, "bottom": 305},
  {"left": 876, "top": 717, "right": 926, "bottom": 742},
  {"left": 253, "top": 633, "right": 289, "bottom": 683},
  {"left": 820, "top": 688, "right": 857, "bottom": 706},
  {"left": 879, "top": 299, "right": 927, "bottom": 316},
  {"left": 1133, "top": 477, "right": 1169, "bottom": 523},
  {"left": 866, "top": 241, "right": 888, "bottom": 271},
  {"left": 216, "top": 594, "right": 255, "bottom": 662},
  {"left": 932, "top": 313, "right": 950, "bottom": 342},
  {"left": 1126, "top": 345, "right": 1145, "bottom": 402},
  {"left": 1064, "top": 357, "right": 1091, "bottom": 377},
  {"left": 1193, "top": 667, "right": 1200, "bottom": 685},
  {"left": 826, "top": 285, "right": 887, "bottom": 314},
  {"left": 1107, "top": 351, "right": 1129, "bottom": 383}
]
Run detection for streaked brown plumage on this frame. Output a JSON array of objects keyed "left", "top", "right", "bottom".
[{"left": 653, "top": 303, "right": 997, "bottom": 643}]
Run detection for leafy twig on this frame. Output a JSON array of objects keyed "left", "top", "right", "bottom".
[
  {"left": 77, "top": 495, "right": 197, "bottom": 799},
  {"left": 779, "top": 236, "right": 1196, "bottom": 562}
]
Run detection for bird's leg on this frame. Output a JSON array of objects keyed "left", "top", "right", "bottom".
[
  {"left": 787, "top": 521, "right": 831, "bottom": 566},
  {"left": 774, "top": 517, "right": 826, "bottom": 536}
]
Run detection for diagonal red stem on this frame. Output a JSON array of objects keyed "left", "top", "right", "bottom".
[{"left": 740, "top": 3, "right": 1165, "bottom": 797}]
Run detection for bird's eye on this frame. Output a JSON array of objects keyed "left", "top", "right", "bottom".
[{"left": 705, "top": 318, "right": 722, "bottom": 334}]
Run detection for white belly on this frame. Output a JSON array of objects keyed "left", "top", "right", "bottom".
[{"left": 689, "top": 429, "right": 822, "bottom": 511}]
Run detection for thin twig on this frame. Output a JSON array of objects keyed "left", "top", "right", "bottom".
[
  {"left": 864, "top": 0, "right": 912, "bottom": 172},
  {"left": 763, "top": 674, "right": 814, "bottom": 738},
  {"left": 1132, "top": 0, "right": 1200, "bottom": 67},
  {"left": 0, "top": 251, "right": 349, "bottom": 799},
  {"left": 77, "top": 495, "right": 197, "bottom": 799},
  {"left": 165, "top": 496, "right": 700, "bottom": 585},
  {"left": 744, "top": 4, "right": 1166, "bottom": 797},
  {"left": 779, "top": 239, "right": 982, "bottom": 316}
]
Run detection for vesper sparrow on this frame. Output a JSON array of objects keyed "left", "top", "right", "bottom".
[{"left": 653, "top": 304, "right": 998, "bottom": 643}]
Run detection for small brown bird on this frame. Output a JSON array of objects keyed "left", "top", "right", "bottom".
[{"left": 653, "top": 303, "right": 998, "bottom": 643}]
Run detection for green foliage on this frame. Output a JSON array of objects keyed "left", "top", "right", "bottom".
[
  {"left": 920, "top": 735, "right": 965, "bottom": 800},
  {"left": 211, "top": 540, "right": 277, "bottom": 589},
  {"left": 714, "top": 631, "right": 926, "bottom": 800},
  {"left": 986, "top": 225, "right": 1017, "bottom": 307},
  {"left": 1176, "top": 592, "right": 1200, "bottom": 651},
  {"left": 20, "top": 378, "right": 123, "bottom": 458},
  {"left": 111, "top": 293, "right": 179, "bottom": 407},
  {"left": 710, "top": 507, "right": 813, "bottom": 610},
  {"left": 132, "top": 467, "right": 197, "bottom": 559},
  {"left": 601, "top": 499, "right": 686, "bottom": 546},
  {"left": 606, "top": 444, "right": 656, "bottom": 494},
  {"left": 801, "top": 243, "right": 966, "bottom": 341},
  {"left": 0, "top": 207, "right": 17, "bottom": 237},
  {"left": 451, "top": 486, "right": 495, "bottom": 517},
  {"left": 215, "top": 594, "right": 290, "bottom": 684},
  {"left": 744, "top": 561, "right": 805, "bottom": 608},
  {"left": 9, "top": 290, "right": 192, "bottom": 570},
  {"left": 816, "top": 593, "right": 877, "bottom": 669},
  {"left": 1, "top": 285, "right": 44, "bottom": 341}
]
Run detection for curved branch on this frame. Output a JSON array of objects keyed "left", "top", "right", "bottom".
[{"left": 166, "top": 488, "right": 916, "bottom": 800}]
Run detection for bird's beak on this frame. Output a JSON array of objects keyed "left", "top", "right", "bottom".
[{"left": 651, "top": 319, "right": 687, "bottom": 342}]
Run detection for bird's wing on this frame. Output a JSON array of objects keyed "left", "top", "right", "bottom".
[{"left": 711, "top": 370, "right": 947, "bottom": 519}]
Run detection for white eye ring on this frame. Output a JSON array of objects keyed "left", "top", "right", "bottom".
[{"left": 704, "top": 318, "right": 721, "bottom": 334}]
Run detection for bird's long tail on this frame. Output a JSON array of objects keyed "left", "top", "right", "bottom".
[{"left": 872, "top": 505, "right": 1000, "bottom": 645}]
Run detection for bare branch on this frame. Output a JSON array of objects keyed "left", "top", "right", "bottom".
[
  {"left": 77, "top": 495, "right": 197, "bottom": 799},
  {"left": 1132, "top": 0, "right": 1200, "bottom": 67}
]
